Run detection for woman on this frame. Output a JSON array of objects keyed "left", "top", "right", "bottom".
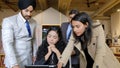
[
  {"left": 34, "top": 26, "right": 68, "bottom": 67},
  {"left": 57, "top": 12, "right": 120, "bottom": 68}
]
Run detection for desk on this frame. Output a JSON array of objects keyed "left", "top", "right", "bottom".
[
  {"left": 110, "top": 45, "right": 120, "bottom": 53},
  {"left": 114, "top": 52, "right": 120, "bottom": 61},
  {"left": 110, "top": 45, "right": 120, "bottom": 62}
]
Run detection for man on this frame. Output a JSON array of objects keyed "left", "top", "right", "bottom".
[
  {"left": 61, "top": 9, "right": 79, "bottom": 68},
  {"left": 2, "top": 0, "right": 37, "bottom": 68}
]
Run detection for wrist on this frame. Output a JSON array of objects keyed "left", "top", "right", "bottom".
[
  {"left": 48, "top": 52, "right": 52, "bottom": 55},
  {"left": 11, "top": 64, "right": 18, "bottom": 68},
  {"left": 12, "top": 65, "right": 19, "bottom": 68}
]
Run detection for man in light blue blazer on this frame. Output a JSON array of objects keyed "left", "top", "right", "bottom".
[{"left": 2, "top": 0, "right": 37, "bottom": 68}]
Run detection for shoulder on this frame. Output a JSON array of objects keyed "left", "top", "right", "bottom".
[
  {"left": 56, "top": 40, "right": 66, "bottom": 48},
  {"left": 92, "top": 22, "right": 104, "bottom": 36},
  {"left": 30, "top": 18, "right": 37, "bottom": 23},
  {"left": 92, "top": 22, "right": 102, "bottom": 28},
  {"left": 37, "top": 44, "right": 46, "bottom": 53},
  {"left": 61, "top": 22, "right": 70, "bottom": 29},
  {"left": 39, "top": 40, "right": 48, "bottom": 49},
  {"left": 61, "top": 22, "right": 69, "bottom": 25},
  {"left": 92, "top": 22, "right": 103, "bottom": 31},
  {"left": 29, "top": 18, "right": 37, "bottom": 28},
  {"left": 2, "top": 14, "right": 17, "bottom": 27},
  {"left": 3, "top": 14, "right": 17, "bottom": 22}
]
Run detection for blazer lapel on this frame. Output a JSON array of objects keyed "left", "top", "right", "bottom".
[
  {"left": 65, "top": 23, "right": 70, "bottom": 40},
  {"left": 16, "top": 13, "right": 28, "bottom": 37}
]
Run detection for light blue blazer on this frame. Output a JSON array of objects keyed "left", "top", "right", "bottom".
[{"left": 2, "top": 12, "right": 37, "bottom": 68}]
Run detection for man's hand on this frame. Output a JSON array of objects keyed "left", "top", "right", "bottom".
[
  {"left": 12, "top": 65, "right": 20, "bottom": 68},
  {"left": 32, "top": 56, "right": 36, "bottom": 63}
]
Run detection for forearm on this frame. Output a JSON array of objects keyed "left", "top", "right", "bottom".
[
  {"left": 56, "top": 51, "right": 61, "bottom": 60},
  {"left": 45, "top": 52, "right": 51, "bottom": 61},
  {"left": 12, "top": 65, "right": 20, "bottom": 68},
  {"left": 59, "top": 33, "right": 75, "bottom": 66},
  {"left": 59, "top": 42, "right": 74, "bottom": 66}
]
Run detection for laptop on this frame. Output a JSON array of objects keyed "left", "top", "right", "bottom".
[{"left": 25, "top": 65, "right": 56, "bottom": 68}]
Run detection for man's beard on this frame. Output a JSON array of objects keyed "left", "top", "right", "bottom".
[{"left": 24, "top": 16, "right": 31, "bottom": 20}]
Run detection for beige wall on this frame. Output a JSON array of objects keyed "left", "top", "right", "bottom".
[
  {"left": 111, "top": 12, "right": 120, "bottom": 44},
  {"left": 111, "top": 12, "right": 120, "bottom": 37},
  {"left": 33, "top": 7, "right": 68, "bottom": 45}
]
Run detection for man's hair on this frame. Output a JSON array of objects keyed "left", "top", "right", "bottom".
[
  {"left": 18, "top": 0, "right": 36, "bottom": 10},
  {"left": 69, "top": 9, "right": 79, "bottom": 15}
]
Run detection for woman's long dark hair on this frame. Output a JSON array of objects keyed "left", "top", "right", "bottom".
[
  {"left": 72, "top": 12, "right": 93, "bottom": 50},
  {"left": 36, "top": 26, "right": 65, "bottom": 60}
]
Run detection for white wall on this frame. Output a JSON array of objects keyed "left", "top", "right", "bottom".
[{"left": 111, "top": 12, "right": 120, "bottom": 44}]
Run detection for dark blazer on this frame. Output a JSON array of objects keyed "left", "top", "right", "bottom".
[{"left": 61, "top": 22, "right": 70, "bottom": 44}]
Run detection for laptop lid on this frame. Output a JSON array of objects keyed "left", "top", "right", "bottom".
[{"left": 25, "top": 65, "right": 56, "bottom": 68}]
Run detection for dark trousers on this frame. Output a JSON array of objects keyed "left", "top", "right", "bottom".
[{"left": 72, "top": 64, "right": 79, "bottom": 68}]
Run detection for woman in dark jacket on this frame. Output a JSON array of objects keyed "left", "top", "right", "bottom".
[{"left": 34, "top": 26, "right": 67, "bottom": 67}]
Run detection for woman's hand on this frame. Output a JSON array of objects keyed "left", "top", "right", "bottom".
[
  {"left": 51, "top": 46, "right": 59, "bottom": 53},
  {"left": 48, "top": 46, "right": 52, "bottom": 54},
  {"left": 57, "top": 62, "right": 63, "bottom": 68},
  {"left": 45, "top": 46, "right": 52, "bottom": 61},
  {"left": 51, "top": 46, "right": 61, "bottom": 59},
  {"left": 49, "top": 44, "right": 59, "bottom": 53},
  {"left": 71, "top": 50, "right": 76, "bottom": 55}
]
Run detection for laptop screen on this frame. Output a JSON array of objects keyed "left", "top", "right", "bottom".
[{"left": 25, "top": 65, "right": 56, "bottom": 68}]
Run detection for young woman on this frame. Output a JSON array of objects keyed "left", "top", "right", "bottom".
[
  {"left": 57, "top": 12, "right": 120, "bottom": 68},
  {"left": 34, "top": 26, "right": 68, "bottom": 67}
]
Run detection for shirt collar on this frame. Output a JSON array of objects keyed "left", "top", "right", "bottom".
[
  {"left": 68, "top": 24, "right": 72, "bottom": 29},
  {"left": 18, "top": 12, "right": 26, "bottom": 23}
]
